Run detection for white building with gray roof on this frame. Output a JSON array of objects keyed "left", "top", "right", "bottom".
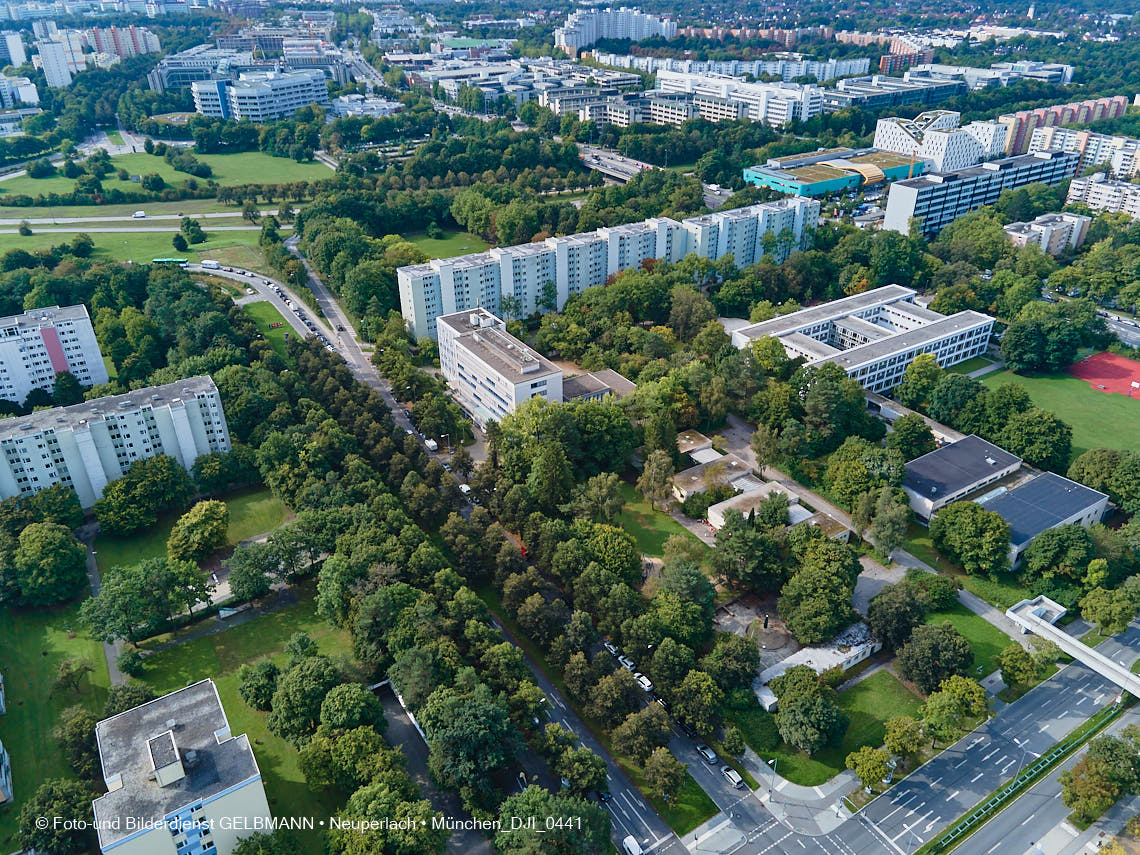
[
  {"left": 730, "top": 285, "right": 993, "bottom": 393},
  {"left": 0, "top": 376, "right": 229, "bottom": 507},
  {"left": 92, "top": 680, "right": 271, "bottom": 855},
  {"left": 0, "top": 304, "right": 108, "bottom": 405}
]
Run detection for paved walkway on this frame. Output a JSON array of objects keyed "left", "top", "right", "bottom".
[
  {"left": 738, "top": 746, "right": 855, "bottom": 836},
  {"left": 78, "top": 522, "right": 124, "bottom": 685},
  {"left": 967, "top": 359, "right": 1004, "bottom": 378}
]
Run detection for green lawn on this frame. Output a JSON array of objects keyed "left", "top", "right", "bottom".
[
  {"left": 0, "top": 228, "right": 267, "bottom": 264},
  {"left": 981, "top": 366, "right": 1140, "bottom": 457},
  {"left": 134, "top": 585, "right": 354, "bottom": 855},
  {"left": 902, "top": 522, "right": 1027, "bottom": 609},
  {"left": 0, "top": 601, "right": 111, "bottom": 850},
  {"left": 95, "top": 486, "right": 290, "bottom": 572},
  {"left": 924, "top": 602, "right": 1012, "bottom": 678},
  {"left": 244, "top": 301, "right": 295, "bottom": 357},
  {"left": 947, "top": 356, "right": 996, "bottom": 375},
  {"left": 0, "top": 151, "right": 332, "bottom": 199},
  {"left": 402, "top": 228, "right": 489, "bottom": 259},
  {"left": 615, "top": 482, "right": 708, "bottom": 559},
  {"left": 0, "top": 198, "right": 250, "bottom": 220},
  {"left": 106, "top": 130, "right": 125, "bottom": 146},
  {"left": 205, "top": 243, "right": 275, "bottom": 277}
]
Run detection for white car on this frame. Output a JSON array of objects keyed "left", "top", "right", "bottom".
[
  {"left": 617, "top": 655, "right": 635, "bottom": 671},
  {"left": 132, "top": 210, "right": 146, "bottom": 219},
  {"left": 245, "top": 288, "right": 255, "bottom": 295},
  {"left": 634, "top": 673, "right": 653, "bottom": 693}
]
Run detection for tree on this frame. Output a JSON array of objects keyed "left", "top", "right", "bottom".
[
  {"left": 564, "top": 472, "right": 623, "bottom": 523},
  {"left": 242, "top": 199, "right": 262, "bottom": 223},
  {"left": 53, "top": 658, "right": 94, "bottom": 695},
  {"left": 869, "top": 487, "right": 910, "bottom": 560},
  {"left": 897, "top": 623, "right": 974, "bottom": 694},
  {"left": 612, "top": 704, "right": 672, "bottom": 764},
  {"left": 700, "top": 633, "right": 762, "bottom": 692},
  {"left": 672, "top": 670, "right": 724, "bottom": 736},
  {"left": 9, "top": 521, "right": 87, "bottom": 606},
  {"left": 420, "top": 680, "right": 517, "bottom": 792},
  {"left": 319, "top": 683, "right": 384, "bottom": 731},
  {"left": 920, "top": 689, "right": 966, "bottom": 746},
  {"left": 884, "top": 413, "right": 936, "bottom": 461},
  {"left": 167, "top": 500, "right": 229, "bottom": 562},
  {"left": 937, "top": 675, "right": 988, "bottom": 718},
  {"left": 893, "top": 354, "right": 942, "bottom": 410},
  {"left": 884, "top": 716, "right": 924, "bottom": 758},
  {"left": 929, "top": 502, "right": 1011, "bottom": 576},
  {"left": 867, "top": 583, "right": 925, "bottom": 651},
  {"left": 778, "top": 564, "right": 855, "bottom": 645},
  {"left": 55, "top": 705, "right": 99, "bottom": 779},
  {"left": 18, "top": 779, "right": 96, "bottom": 854},
  {"left": 1080, "top": 587, "right": 1136, "bottom": 637},
  {"left": 238, "top": 661, "right": 280, "bottom": 710},
  {"left": 775, "top": 691, "right": 848, "bottom": 754},
  {"left": 998, "top": 643, "right": 1038, "bottom": 692},
  {"left": 1000, "top": 408, "right": 1073, "bottom": 473},
  {"left": 643, "top": 747, "right": 686, "bottom": 801},
  {"left": 493, "top": 787, "right": 610, "bottom": 855},
  {"left": 847, "top": 746, "right": 891, "bottom": 790},
  {"left": 172, "top": 232, "right": 189, "bottom": 252},
  {"left": 267, "top": 655, "right": 343, "bottom": 746},
  {"left": 710, "top": 509, "right": 784, "bottom": 592},
  {"left": 103, "top": 681, "right": 156, "bottom": 717},
  {"left": 556, "top": 745, "right": 608, "bottom": 795},
  {"left": 722, "top": 726, "right": 746, "bottom": 756},
  {"left": 52, "top": 371, "right": 84, "bottom": 406},
  {"left": 232, "top": 831, "right": 304, "bottom": 855},
  {"left": 638, "top": 449, "right": 675, "bottom": 510},
  {"left": 1060, "top": 733, "right": 1140, "bottom": 825},
  {"left": 80, "top": 557, "right": 210, "bottom": 643},
  {"left": 527, "top": 442, "right": 574, "bottom": 512},
  {"left": 226, "top": 542, "right": 279, "bottom": 602},
  {"left": 589, "top": 669, "right": 641, "bottom": 729}
]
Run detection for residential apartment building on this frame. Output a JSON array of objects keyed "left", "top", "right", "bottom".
[
  {"left": 92, "top": 680, "right": 272, "bottom": 855},
  {"left": 821, "top": 74, "right": 965, "bottom": 111},
  {"left": 1003, "top": 212, "right": 1091, "bottom": 255},
  {"left": 879, "top": 51, "right": 933, "bottom": 75},
  {"left": 83, "top": 25, "right": 159, "bottom": 58},
  {"left": 398, "top": 198, "right": 820, "bottom": 339},
  {"left": 883, "top": 151, "right": 1079, "bottom": 237},
  {"left": 0, "top": 31, "right": 25, "bottom": 66},
  {"left": 1066, "top": 172, "right": 1140, "bottom": 218},
  {"left": 997, "top": 95, "right": 1130, "bottom": 154},
  {"left": 0, "top": 376, "right": 230, "bottom": 508},
  {"left": 873, "top": 110, "right": 1008, "bottom": 173},
  {"left": 0, "top": 305, "right": 108, "bottom": 404},
  {"left": 590, "top": 51, "right": 870, "bottom": 83},
  {"left": 654, "top": 69, "right": 824, "bottom": 126},
  {"left": 1028, "top": 127, "right": 1140, "bottom": 179},
  {"left": 437, "top": 308, "right": 563, "bottom": 428},
  {"left": 729, "top": 284, "right": 995, "bottom": 394},
  {"left": 0, "top": 74, "right": 37, "bottom": 107},
  {"left": 555, "top": 7, "right": 676, "bottom": 56},
  {"left": 192, "top": 69, "right": 328, "bottom": 121},
  {"left": 34, "top": 37, "right": 71, "bottom": 87}
]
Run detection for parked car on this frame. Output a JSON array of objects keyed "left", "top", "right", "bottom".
[
  {"left": 245, "top": 288, "right": 255, "bottom": 295},
  {"left": 603, "top": 641, "right": 618, "bottom": 656},
  {"left": 696, "top": 744, "right": 717, "bottom": 764},
  {"left": 617, "top": 656, "right": 635, "bottom": 671},
  {"left": 634, "top": 673, "right": 653, "bottom": 693},
  {"left": 720, "top": 765, "right": 744, "bottom": 789},
  {"left": 133, "top": 210, "right": 146, "bottom": 219},
  {"left": 676, "top": 721, "right": 697, "bottom": 739}
]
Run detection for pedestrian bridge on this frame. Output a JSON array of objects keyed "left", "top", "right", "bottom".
[{"left": 1006, "top": 595, "right": 1139, "bottom": 697}]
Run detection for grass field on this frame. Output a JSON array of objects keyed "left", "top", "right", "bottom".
[
  {"left": 981, "top": 367, "right": 1140, "bottom": 457},
  {"left": 615, "top": 482, "right": 708, "bottom": 559},
  {"left": 245, "top": 301, "right": 295, "bottom": 357},
  {"left": 0, "top": 228, "right": 266, "bottom": 263},
  {"left": 0, "top": 198, "right": 249, "bottom": 220},
  {"left": 947, "top": 356, "right": 997, "bottom": 375},
  {"left": 106, "top": 130, "right": 125, "bottom": 146},
  {"left": 902, "top": 522, "right": 1026, "bottom": 608},
  {"left": 0, "top": 600, "right": 111, "bottom": 849},
  {"left": 134, "top": 585, "right": 354, "bottom": 855},
  {"left": 924, "top": 602, "right": 1011, "bottom": 679},
  {"left": 94, "top": 486, "right": 291, "bottom": 572},
  {"left": 204, "top": 243, "right": 275, "bottom": 277},
  {"left": 0, "top": 151, "right": 332, "bottom": 199},
  {"left": 402, "top": 228, "right": 489, "bottom": 259}
]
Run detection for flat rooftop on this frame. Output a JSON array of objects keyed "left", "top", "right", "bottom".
[
  {"left": 734, "top": 285, "right": 916, "bottom": 342},
  {"left": 438, "top": 309, "right": 560, "bottom": 384},
  {"left": 0, "top": 304, "right": 91, "bottom": 330},
  {"left": 0, "top": 376, "right": 218, "bottom": 442},
  {"left": 890, "top": 151, "right": 1076, "bottom": 190},
  {"left": 92, "top": 680, "right": 261, "bottom": 849},
  {"left": 826, "top": 311, "right": 993, "bottom": 370},
  {"left": 904, "top": 434, "right": 1022, "bottom": 500},
  {"left": 982, "top": 472, "right": 1107, "bottom": 548},
  {"left": 677, "top": 429, "right": 712, "bottom": 455}
]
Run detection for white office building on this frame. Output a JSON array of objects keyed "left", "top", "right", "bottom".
[
  {"left": 192, "top": 69, "right": 328, "bottom": 121},
  {"left": 0, "top": 305, "right": 108, "bottom": 404},
  {"left": 398, "top": 198, "right": 820, "bottom": 339},
  {"left": 730, "top": 285, "right": 994, "bottom": 394},
  {"left": 1029, "top": 126, "right": 1140, "bottom": 179},
  {"left": 1066, "top": 172, "right": 1140, "bottom": 219},
  {"left": 1003, "top": 212, "right": 1091, "bottom": 255},
  {"left": 873, "top": 110, "right": 1008, "bottom": 173},
  {"left": 654, "top": 69, "right": 824, "bottom": 126},
  {"left": 437, "top": 308, "right": 563, "bottom": 428},
  {"left": 555, "top": 7, "right": 676, "bottom": 55},
  {"left": 34, "top": 38, "right": 71, "bottom": 87},
  {"left": 883, "top": 151, "right": 1079, "bottom": 236},
  {"left": 92, "top": 680, "right": 272, "bottom": 855},
  {"left": 0, "top": 376, "right": 230, "bottom": 508}
]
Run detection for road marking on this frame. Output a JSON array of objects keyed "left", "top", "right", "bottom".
[
  {"left": 1076, "top": 696, "right": 1088, "bottom": 705},
  {"left": 954, "top": 756, "right": 969, "bottom": 768},
  {"left": 1021, "top": 815, "right": 1034, "bottom": 826},
  {"left": 947, "top": 790, "right": 959, "bottom": 801},
  {"left": 971, "top": 773, "right": 984, "bottom": 783},
  {"left": 982, "top": 748, "right": 998, "bottom": 761},
  {"left": 859, "top": 814, "right": 907, "bottom": 855}
]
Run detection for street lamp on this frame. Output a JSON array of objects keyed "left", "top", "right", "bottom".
[
  {"left": 441, "top": 433, "right": 451, "bottom": 454},
  {"left": 1013, "top": 737, "right": 1039, "bottom": 779}
]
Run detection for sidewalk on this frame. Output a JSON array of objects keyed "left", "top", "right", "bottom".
[{"left": 738, "top": 746, "right": 854, "bottom": 835}]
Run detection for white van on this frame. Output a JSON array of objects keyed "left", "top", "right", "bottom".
[
  {"left": 200, "top": 259, "right": 220, "bottom": 269},
  {"left": 622, "top": 836, "right": 643, "bottom": 855},
  {"left": 132, "top": 210, "right": 146, "bottom": 218}
]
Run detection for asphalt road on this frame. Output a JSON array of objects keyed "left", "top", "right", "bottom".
[{"left": 0, "top": 210, "right": 279, "bottom": 225}]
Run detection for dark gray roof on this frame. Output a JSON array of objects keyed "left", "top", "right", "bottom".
[
  {"left": 982, "top": 472, "right": 1107, "bottom": 547},
  {"left": 904, "top": 435, "right": 1021, "bottom": 499}
]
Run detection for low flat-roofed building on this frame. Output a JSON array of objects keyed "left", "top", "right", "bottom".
[
  {"left": 755, "top": 622, "right": 881, "bottom": 711},
  {"left": 743, "top": 147, "right": 926, "bottom": 197},
  {"left": 903, "top": 434, "right": 1022, "bottom": 521},
  {"left": 677, "top": 429, "right": 713, "bottom": 457},
  {"left": 980, "top": 472, "right": 1108, "bottom": 566},
  {"left": 92, "top": 679, "right": 271, "bottom": 855},
  {"left": 707, "top": 482, "right": 813, "bottom": 529},
  {"left": 672, "top": 452, "right": 753, "bottom": 501},
  {"left": 437, "top": 308, "right": 562, "bottom": 428},
  {"left": 803, "top": 511, "right": 851, "bottom": 542},
  {"left": 561, "top": 368, "right": 636, "bottom": 402}
]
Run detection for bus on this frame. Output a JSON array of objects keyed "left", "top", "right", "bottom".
[{"left": 151, "top": 258, "right": 188, "bottom": 267}]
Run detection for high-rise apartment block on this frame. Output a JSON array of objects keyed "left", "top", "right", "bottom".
[
  {"left": 192, "top": 69, "right": 328, "bottom": 121},
  {"left": 83, "top": 26, "right": 160, "bottom": 58},
  {"left": 873, "top": 110, "right": 1008, "bottom": 172},
  {"left": 997, "top": 95, "right": 1130, "bottom": 154},
  {"left": 654, "top": 69, "right": 824, "bottom": 126},
  {"left": 92, "top": 680, "right": 272, "bottom": 855},
  {"left": 0, "top": 376, "right": 230, "bottom": 508},
  {"left": 883, "top": 151, "right": 1079, "bottom": 237},
  {"left": 1002, "top": 212, "right": 1090, "bottom": 255},
  {"left": 730, "top": 285, "right": 994, "bottom": 394},
  {"left": 879, "top": 51, "right": 933, "bottom": 75},
  {"left": 1066, "top": 172, "right": 1140, "bottom": 219},
  {"left": 0, "top": 32, "right": 25, "bottom": 66},
  {"left": 555, "top": 7, "right": 676, "bottom": 56},
  {"left": 1028, "top": 126, "right": 1140, "bottom": 179},
  {"left": 0, "top": 305, "right": 108, "bottom": 404},
  {"left": 34, "top": 38, "right": 71, "bottom": 86},
  {"left": 398, "top": 199, "right": 820, "bottom": 339}
]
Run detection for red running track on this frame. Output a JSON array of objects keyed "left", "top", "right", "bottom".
[{"left": 1067, "top": 351, "right": 1140, "bottom": 396}]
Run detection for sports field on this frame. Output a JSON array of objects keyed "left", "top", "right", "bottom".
[
  {"left": 981, "top": 359, "right": 1140, "bottom": 456},
  {"left": 1068, "top": 351, "right": 1140, "bottom": 396}
]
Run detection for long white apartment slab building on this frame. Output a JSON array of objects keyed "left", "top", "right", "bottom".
[
  {"left": 437, "top": 308, "right": 563, "bottom": 428},
  {"left": 1066, "top": 172, "right": 1140, "bottom": 218},
  {"left": 1029, "top": 126, "right": 1140, "bottom": 179},
  {"left": 589, "top": 51, "right": 870, "bottom": 83},
  {"left": 873, "top": 110, "right": 1007, "bottom": 173},
  {"left": 730, "top": 285, "right": 993, "bottom": 393},
  {"left": 0, "top": 376, "right": 230, "bottom": 507},
  {"left": 399, "top": 198, "right": 819, "bottom": 340},
  {"left": 654, "top": 69, "right": 824, "bottom": 126},
  {"left": 0, "top": 305, "right": 108, "bottom": 404},
  {"left": 555, "top": 7, "right": 676, "bottom": 55}
]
